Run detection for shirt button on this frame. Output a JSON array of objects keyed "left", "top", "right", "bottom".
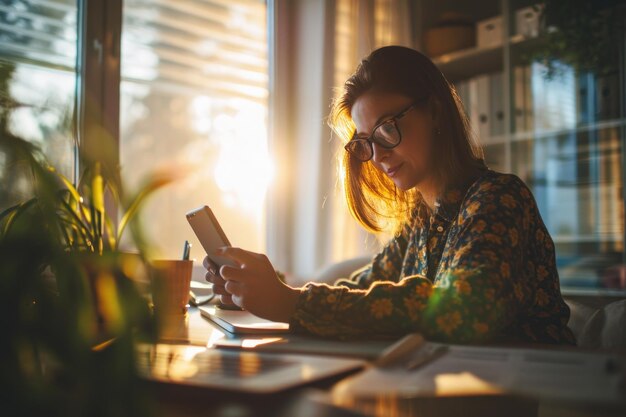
[{"left": 437, "top": 226, "right": 444, "bottom": 232}]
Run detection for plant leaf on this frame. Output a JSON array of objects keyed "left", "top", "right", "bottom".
[
  {"left": 54, "top": 167, "right": 82, "bottom": 204},
  {"left": 1, "top": 198, "right": 37, "bottom": 236},
  {"left": 0, "top": 202, "right": 21, "bottom": 225},
  {"left": 117, "top": 173, "right": 177, "bottom": 243},
  {"left": 103, "top": 213, "right": 116, "bottom": 251},
  {"left": 58, "top": 198, "right": 94, "bottom": 246}
]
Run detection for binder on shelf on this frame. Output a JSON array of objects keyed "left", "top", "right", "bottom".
[
  {"left": 576, "top": 71, "right": 595, "bottom": 125},
  {"left": 468, "top": 77, "right": 480, "bottom": 139},
  {"left": 476, "top": 74, "right": 491, "bottom": 142},
  {"left": 489, "top": 71, "right": 505, "bottom": 138},
  {"left": 455, "top": 80, "right": 471, "bottom": 118},
  {"left": 596, "top": 71, "right": 620, "bottom": 121},
  {"left": 523, "top": 65, "right": 534, "bottom": 132},
  {"left": 513, "top": 66, "right": 524, "bottom": 133}
]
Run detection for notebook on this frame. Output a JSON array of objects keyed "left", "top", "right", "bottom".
[
  {"left": 136, "top": 343, "right": 364, "bottom": 393},
  {"left": 199, "top": 305, "right": 290, "bottom": 335}
]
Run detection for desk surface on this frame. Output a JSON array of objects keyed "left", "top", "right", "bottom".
[{"left": 151, "top": 305, "right": 626, "bottom": 417}]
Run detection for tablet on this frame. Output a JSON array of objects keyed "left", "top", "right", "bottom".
[{"left": 136, "top": 343, "right": 364, "bottom": 394}]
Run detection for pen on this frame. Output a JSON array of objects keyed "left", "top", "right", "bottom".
[
  {"left": 406, "top": 344, "right": 449, "bottom": 370},
  {"left": 374, "top": 333, "right": 425, "bottom": 367},
  {"left": 182, "top": 240, "right": 191, "bottom": 260}
]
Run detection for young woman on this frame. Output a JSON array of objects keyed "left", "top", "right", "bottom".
[{"left": 204, "top": 46, "right": 575, "bottom": 345}]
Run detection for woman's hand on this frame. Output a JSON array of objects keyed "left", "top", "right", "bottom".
[
  {"left": 203, "top": 256, "right": 236, "bottom": 306},
  {"left": 203, "top": 248, "right": 302, "bottom": 322}
]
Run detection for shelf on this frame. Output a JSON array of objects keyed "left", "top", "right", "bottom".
[
  {"left": 509, "top": 34, "right": 545, "bottom": 65},
  {"left": 481, "top": 135, "right": 508, "bottom": 146},
  {"left": 553, "top": 234, "right": 623, "bottom": 244},
  {"left": 432, "top": 35, "right": 543, "bottom": 82},
  {"left": 422, "top": 0, "right": 625, "bottom": 295},
  {"left": 478, "top": 119, "right": 626, "bottom": 149},
  {"left": 561, "top": 287, "right": 626, "bottom": 297},
  {"left": 432, "top": 43, "right": 504, "bottom": 82},
  {"left": 511, "top": 119, "right": 626, "bottom": 142}
]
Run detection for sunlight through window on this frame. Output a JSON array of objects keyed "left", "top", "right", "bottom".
[{"left": 120, "top": 0, "right": 269, "bottom": 259}]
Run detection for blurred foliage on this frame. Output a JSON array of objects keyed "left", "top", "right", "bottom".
[
  {"left": 531, "top": 0, "right": 625, "bottom": 77},
  {"left": 0, "top": 64, "right": 177, "bottom": 416}
]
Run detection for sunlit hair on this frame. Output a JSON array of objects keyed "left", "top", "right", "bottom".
[{"left": 329, "top": 46, "right": 485, "bottom": 234}]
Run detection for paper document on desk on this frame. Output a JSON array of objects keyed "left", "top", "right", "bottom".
[{"left": 333, "top": 342, "right": 626, "bottom": 406}]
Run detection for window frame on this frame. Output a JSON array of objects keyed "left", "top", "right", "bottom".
[{"left": 77, "top": 0, "right": 122, "bottom": 182}]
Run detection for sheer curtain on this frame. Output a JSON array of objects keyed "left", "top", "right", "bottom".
[{"left": 267, "top": 0, "right": 414, "bottom": 280}]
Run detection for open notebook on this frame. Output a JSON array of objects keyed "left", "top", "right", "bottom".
[
  {"left": 199, "top": 305, "right": 290, "bottom": 334},
  {"left": 136, "top": 343, "right": 364, "bottom": 393}
]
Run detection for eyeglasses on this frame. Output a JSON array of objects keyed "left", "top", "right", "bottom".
[{"left": 344, "top": 102, "right": 418, "bottom": 162}]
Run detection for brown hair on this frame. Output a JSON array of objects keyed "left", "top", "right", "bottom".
[{"left": 329, "top": 46, "right": 485, "bottom": 234}]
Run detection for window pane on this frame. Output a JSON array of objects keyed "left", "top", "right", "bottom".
[
  {"left": 120, "top": 0, "right": 270, "bottom": 258},
  {"left": 0, "top": 0, "right": 78, "bottom": 210}
]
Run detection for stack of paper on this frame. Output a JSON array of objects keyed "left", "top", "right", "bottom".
[{"left": 333, "top": 340, "right": 625, "bottom": 407}]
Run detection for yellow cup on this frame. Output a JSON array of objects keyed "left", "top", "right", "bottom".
[{"left": 150, "top": 260, "right": 193, "bottom": 314}]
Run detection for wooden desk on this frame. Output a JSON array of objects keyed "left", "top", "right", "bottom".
[
  {"left": 150, "top": 306, "right": 625, "bottom": 417},
  {"left": 150, "top": 305, "right": 374, "bottom": 417}
]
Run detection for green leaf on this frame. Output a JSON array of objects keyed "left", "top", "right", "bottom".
[
  {"left": 58, "top": 198, "right": 95, "bottom": 247},
  {"left": 117, "top": 173, "right": 177, "bottom": 244},
  {"left": 53, "top": 167, "right": 82, "bottom": 204},
  {"left": 103, "top": 213, "right": 116, "bottom": 251},
  {"left": 58, "top": 217, "right": 91, "bottom": 248},
  {"left": 0, "top": 202, "right": 21, "bottom": 225},
  {"left": 1, "top": 198, "right": 37, "bottom": 236}
]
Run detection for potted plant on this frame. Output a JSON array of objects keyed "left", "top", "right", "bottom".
[{"left": 0, "top": 101, "right": 177, "bottom": 416}]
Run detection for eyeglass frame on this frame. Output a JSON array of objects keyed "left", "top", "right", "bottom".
[{"left": 344, "top": 100, "right": 422, "bottom": 162}]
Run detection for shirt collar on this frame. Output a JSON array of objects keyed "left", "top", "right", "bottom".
[{"left": 433, "top": 166, "right": 490, "bottom": 223}]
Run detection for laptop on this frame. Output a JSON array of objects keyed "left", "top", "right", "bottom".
[
  {"left": 136, "top": 343, "right": 365, "bottom": 393},
  {"left": 199, "top": 305, "right": 290, "bottom": 335}
]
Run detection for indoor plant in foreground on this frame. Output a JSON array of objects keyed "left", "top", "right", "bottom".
[{"left": 0, "top": 128, "right": 177, "bottom": 416}]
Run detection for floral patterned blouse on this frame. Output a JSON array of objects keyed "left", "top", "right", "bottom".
[{"left": 289, "top": 168, "right": 576, "bottom": 345}]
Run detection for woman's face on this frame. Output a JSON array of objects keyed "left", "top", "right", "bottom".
[{"left": 351, "top": 91, "right": 435, "bottom": 191}]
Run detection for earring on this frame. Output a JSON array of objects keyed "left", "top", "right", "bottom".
[{"left": 436, "top": 127, "right": 441, "bottom": 136}]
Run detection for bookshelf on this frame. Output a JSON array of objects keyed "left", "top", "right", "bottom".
[{"left": 417, "top": 0, "right": 626, "bottom": 292}]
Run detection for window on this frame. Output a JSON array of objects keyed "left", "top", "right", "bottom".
[
  {"left": 120, "top": 0, "right": 270, "bottom": 258},
  {"left": 0, "top": 0, "right": 78, "bottom": 209}
]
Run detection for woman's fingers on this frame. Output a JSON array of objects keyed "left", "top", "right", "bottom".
[
  {"left": 222, "top": 281, "right": 244, "bottom": 308},
  {"left": 205, "top": 269, "right": 226, "bottom": 285},
  {"left": 220, "top": 294, "right": 235, "bottom": 305},
  {"left": 224, "top": 279, "right": 243, "bottom": 296},
  {"left": 215, "top": 281, "right": 241, "bottom": 308},
  {"left": 219, "top": 264, "right": 250, "bottom": 282},
  {"left": 215, "top": 247, "right": 258, "bottom": 266},
  {"left": 203, "top": 255, "right": 216, "bottom": 270},
  {"left": 212, "top": 284, "right": 228, "bottom": 296},
  {"left": 230, "top": 294, "right": 244, "bottom": 309},
  {"left": 203, "top": 256, "right": 220, "bottom": 275}
]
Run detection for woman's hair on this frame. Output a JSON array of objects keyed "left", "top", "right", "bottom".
[{"left": 329, "top": 45, "right": 485, "bottom": 234}]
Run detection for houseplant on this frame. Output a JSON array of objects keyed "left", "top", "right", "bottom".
[{"left": 0, "top": 69, "right": 176, "bottom": 416}]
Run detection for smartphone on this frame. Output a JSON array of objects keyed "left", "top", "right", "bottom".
[{"left": 186, "top": 205, "right": 237, "bottom": 268}]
